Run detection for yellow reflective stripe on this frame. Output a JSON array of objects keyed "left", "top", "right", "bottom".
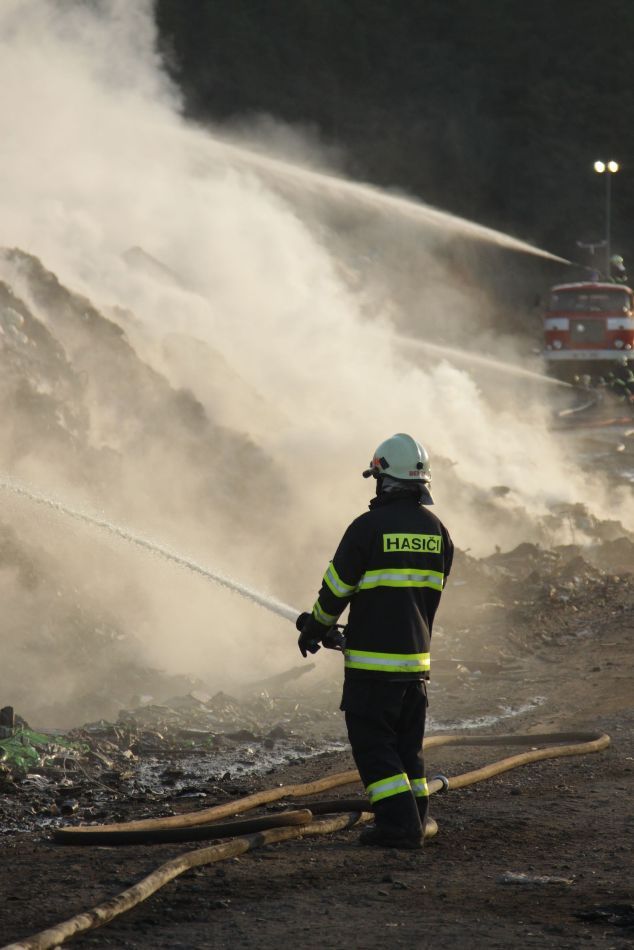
[
  {"left": 366, "top": 772, "right": 411, "bottom": 804},
  {"left": 411, "top": 778, "right": 429, "bottom": 798},
  {"left": 323, "top": 561, "right": 357, "bottom": 598},
  {"left": 358, "top": 568, "right": 444, "bottom": 591},
  {"left": 312, "top": 599, "right": 339, "bottom": 626},
  {"left": 344, "top": 650, "right": 430, "bottom": 673}
]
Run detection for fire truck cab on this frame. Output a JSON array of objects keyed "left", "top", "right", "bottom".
[{"left": 543, "top": 281, "right": 634, "bottom": 378}]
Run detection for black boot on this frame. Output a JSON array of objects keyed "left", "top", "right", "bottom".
[
  {"left": 358, "top": 792, "right": 423, "bottom": 849},
  {"left": 358, "top": 825, "right": 424, "bottom": 849}
]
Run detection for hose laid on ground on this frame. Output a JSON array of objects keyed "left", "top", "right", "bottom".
[
  {"left": 552, "top": 413, "right": 633, "bottom": 430},
  {"left": 3, "top": 811, "right": 371, "bottom": 950},
  {"left": 4, "top": 730, "right": 611, "bottom": 949},
  {"left": 53, "top": 730, "right": 610, "bottom": 843},
  {"left": 53, "top": 767, "right": 360, "bottom": 838},
  {"left": 53, "top": 733, "right": 610, "bottom": 846},
  {"left": 424, "top": 731, "right": 610, "bottom": 791},
  {"left": 556, "top": 395, "right": 599, "bottom": 417},
  {"left": 53, "top": 808, "right": 319, "bottom": 846}
]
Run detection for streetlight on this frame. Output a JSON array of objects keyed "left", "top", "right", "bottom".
[{"left": 593, "top": 159, "right": 620, "bottom": 278}]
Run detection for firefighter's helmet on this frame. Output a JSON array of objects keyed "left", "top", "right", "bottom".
[
  {"left": 362, "top": 433, "right": 433, "bottom": 503},
  {"left": 611, "top": 254, "right": 624, "bottom": 266}
]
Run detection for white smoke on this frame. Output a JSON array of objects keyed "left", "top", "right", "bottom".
[{"left": 0, "top": 1, "right": 630, "bottom": 722}]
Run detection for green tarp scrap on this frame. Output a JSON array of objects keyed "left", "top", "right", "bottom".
[{"left": 0, "top": 728, "right": 87, "bottom": 771}]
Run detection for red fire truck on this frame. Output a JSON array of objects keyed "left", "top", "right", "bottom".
[{"left": 543, "top": 281, "right": 634, "bottom": 378}]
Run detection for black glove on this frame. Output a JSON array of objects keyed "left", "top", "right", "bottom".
[
  {"left": 296, "top": 611, "right": 323, "bottom": 658},
  {"left": 322, "top": 628, "right": 346, "bottom": 652}
]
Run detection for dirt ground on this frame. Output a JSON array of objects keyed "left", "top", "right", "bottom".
[{"left": 1, "top": 557, "right": 633, "bottom": 950}]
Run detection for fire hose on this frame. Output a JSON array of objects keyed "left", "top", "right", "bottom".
[{"left": 2, "top": 729, "right": 610, "bottom": 950}]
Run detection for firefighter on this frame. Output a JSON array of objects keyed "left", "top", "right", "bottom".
[
  {"left": 601, "top": 370, "right": 617, "bottom": 397},
  {"left": 612, "top": 357, "right": 634, "bottom": 399},
  {"left": 296, "top": 434, "right": 454, "bottom": 849},
  {"left": 572, "top": 374, "right": 593, "bottom": 391},
  {"left": 609, "top": 255, "right": 628, "bottom": 284}
]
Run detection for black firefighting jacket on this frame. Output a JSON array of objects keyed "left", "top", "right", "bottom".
[{"left": 311, "top": 492, "right": 453, "bottom": 679}]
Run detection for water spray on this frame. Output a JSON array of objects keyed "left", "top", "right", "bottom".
[
  {"left": 0, "top": 477, "right": 299, "bottom": 624},
  {"left": 201, "top": 136, "right": 571, "bottom": 265},
  {"left": 388, "top": 332, "right": 573, "bottom": 389}
]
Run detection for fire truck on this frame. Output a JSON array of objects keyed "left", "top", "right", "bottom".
[{"left": 543, "top": 281, "right": 634, "bottom": 378}]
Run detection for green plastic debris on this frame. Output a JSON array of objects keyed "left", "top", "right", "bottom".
[{"left": 0, "top": 728, "right": 86, "bottom": 772}]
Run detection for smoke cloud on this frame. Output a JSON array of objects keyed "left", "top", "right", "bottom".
[{"left": 0, "top": 0, "right": 630, "bottom": 725}]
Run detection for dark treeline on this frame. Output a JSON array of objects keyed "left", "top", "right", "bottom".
[{"left": 155, "top": 0, "right": 634, "bottom": 267}]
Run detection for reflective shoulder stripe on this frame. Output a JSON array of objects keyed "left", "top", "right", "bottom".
[
  {"left": 366, "top": 772, "right": 411, "bottom": 804},
  {"left": 312, "top": 599, "right": 339, "bottom": 626},
  {"left": 357, "top": 568, "right": 444, "bottom": 591},
  {"left": 323, "top": 561, "right": 357, "bottom": 598},
  {"left": 411, "top": 777, "right": 429, "bottom": 798},
  {"left": 345, "top": 649, "right": 430, "bottom": 674}
]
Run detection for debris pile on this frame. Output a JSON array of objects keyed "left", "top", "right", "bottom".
[
  {"left": 0, "top": 685, "right": 346, "bottom": 834},
  {"left": 0, "top": 247, "right": 283, "bottom": 729},
  {"left": 431, "top": 535, "right": 633, "bottom": 718}
]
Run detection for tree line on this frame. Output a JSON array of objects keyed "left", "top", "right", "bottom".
[{"left": 156, "top": 0, "right": 634, "bottom": 268}]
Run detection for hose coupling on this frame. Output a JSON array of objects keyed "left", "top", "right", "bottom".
[{"left": 431, "top": 773, "right": 450, "bottom": 793}]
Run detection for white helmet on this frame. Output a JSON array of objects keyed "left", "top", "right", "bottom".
[{"left": 363, "top": 433, "right": 434, "bottom": 504}]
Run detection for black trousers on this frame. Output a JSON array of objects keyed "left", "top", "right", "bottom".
[{"left": 341, "top": 678, "right": 428, "bottom": 836}]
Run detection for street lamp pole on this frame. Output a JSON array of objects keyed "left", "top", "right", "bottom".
[{"left": 593, "top": 160, "right": 619, "bottom": 278}]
